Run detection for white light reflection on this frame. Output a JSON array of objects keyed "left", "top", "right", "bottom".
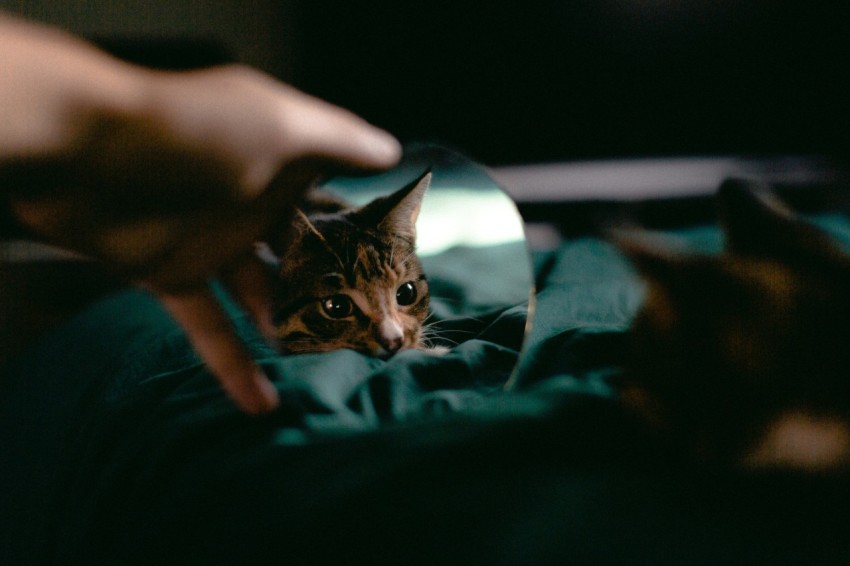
[{"left": 415, "top": 188, "right": 525, "bottom": 256}]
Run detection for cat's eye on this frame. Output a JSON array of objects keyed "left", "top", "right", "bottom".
[
  {"left": 396, "top": 281, "right": 417, "bottom": 306},
  {"left": 322, "top": 294, "right": 354, "bottom": 319}
]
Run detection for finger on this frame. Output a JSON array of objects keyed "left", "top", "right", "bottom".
[
  {"left": 283, "top": 90, "right": 402, "bottom": 171},
  {"left": 221, "top": 252, "right": 278, "bottom": 343},
  {"left": 158, "top": 286, "right": 280, "bottom": 415}
]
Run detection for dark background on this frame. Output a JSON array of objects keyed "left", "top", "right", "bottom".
[
  {"left": 294, "top": 1, "right": 849, "bottom": 164},
  {"left": 5, "top": 1, "right": 848, "bottom": 165}
]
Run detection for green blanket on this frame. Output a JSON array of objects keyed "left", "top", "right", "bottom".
[{"left": 3, "top": 217, "right": 850, "bottom": 563}]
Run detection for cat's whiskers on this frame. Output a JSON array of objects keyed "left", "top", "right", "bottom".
[
  {"left": 420, "top": 331, "right": 458, "bottom": 347},
  {"left": 418, "top": 318, "right": 462, "bottom": 348},
  {"left": 419, "top": 313, "right": 444, "bottom": 332}
]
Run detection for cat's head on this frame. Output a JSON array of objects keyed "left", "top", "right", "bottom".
[
  {"left": 618, "top": 179, "right": 850, "bottom": 466},
  {"left": 271, "top": 171, "right": 431, "bottom": 358}
]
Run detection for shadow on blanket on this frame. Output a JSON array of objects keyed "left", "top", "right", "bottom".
[{"left": 3, "top": 172, "right": 850, "bottom": 564}]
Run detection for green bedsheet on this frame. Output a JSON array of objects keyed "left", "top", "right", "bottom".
[{"left": 3, "top": 221, "right": 850, "bottom": 563}]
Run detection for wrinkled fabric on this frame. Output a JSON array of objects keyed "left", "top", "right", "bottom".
[{"left": 3, "top": 224, "right": 850, "bottom": 564}]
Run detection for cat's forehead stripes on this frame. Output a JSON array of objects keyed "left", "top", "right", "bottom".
[
  {"left": 309, "top": 227, "right": 408, "bottom": 288},
  {"left": 348, "top": 241, "right": 413, "bottom": 285}
]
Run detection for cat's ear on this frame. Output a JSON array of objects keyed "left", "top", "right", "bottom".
[
  {"left": 357, "top": 170, "right": 431, "bottom": 241},
  {"left": 718, "top": 178, "right": 844, "bottom": 263}
]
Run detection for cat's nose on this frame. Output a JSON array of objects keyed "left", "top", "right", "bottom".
[
  {"left": 377, "top": 320, "right": 404, "bottom": 356},
  {"left": 379, "top": 335, "right": 403, "bottom": 355}
]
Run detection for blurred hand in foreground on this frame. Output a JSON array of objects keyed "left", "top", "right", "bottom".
[{"left": 0, "top": 13, "right": 401, "bottom": 413}]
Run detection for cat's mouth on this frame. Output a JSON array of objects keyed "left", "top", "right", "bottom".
[
  {"left": 370, "top": 340, "right": 422, "bottom": 360},
  {"left": 372, "top": 345, "right": 404, "bottom": 360}
]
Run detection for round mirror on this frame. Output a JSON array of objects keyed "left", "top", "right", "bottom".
[{"left": 317, "top": 143, "right": 534, "bottom": 367}]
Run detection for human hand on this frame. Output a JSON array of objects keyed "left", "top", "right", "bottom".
[{"left": 6, "top": 64, "right": 401, "bottom": 414}]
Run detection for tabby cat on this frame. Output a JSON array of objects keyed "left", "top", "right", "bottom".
[
  {"left": 268, "top": 171, "right": 431, "bottom": 358},
  {"left": 619, "top": 178, "right": 850, "bottom": 471}
]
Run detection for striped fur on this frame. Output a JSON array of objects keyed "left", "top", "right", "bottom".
[{"left": 271, "top": 172, "right": 431, "bottom": 358}]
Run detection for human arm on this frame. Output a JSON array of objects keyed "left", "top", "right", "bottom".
[{"left": 0, "top": 13, "right": 401, "bottom": 413}]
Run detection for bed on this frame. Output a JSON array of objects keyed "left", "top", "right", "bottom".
[{"left": 2, "top": 148, "right": 850, "bottom": 564}]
